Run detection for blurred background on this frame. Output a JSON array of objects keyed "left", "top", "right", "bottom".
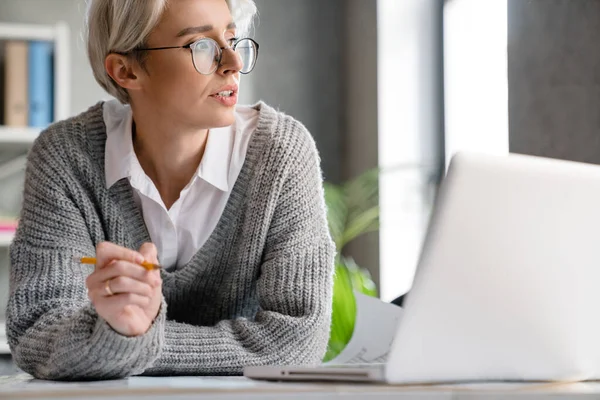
[{"left": 0, "top": 0, "right": 599, "bottom": 371}]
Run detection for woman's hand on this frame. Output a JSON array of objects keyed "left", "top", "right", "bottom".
[{"left": 86, "top": 242, "right": 162, "bottom": 337}]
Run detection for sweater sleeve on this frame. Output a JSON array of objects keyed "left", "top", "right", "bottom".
[
  {"left": 142, "top": 120, "right": 336, "bottom": 375},
  {"left": 7, "top": 133, "right": 166, "bottom": 380}
]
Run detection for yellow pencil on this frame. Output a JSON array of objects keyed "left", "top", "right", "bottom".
[{"left": 74, "top": 256, "right": 161, "bottom": 270}]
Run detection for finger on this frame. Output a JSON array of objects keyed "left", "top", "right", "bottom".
[
  {"left": 99, "top": 293, "right": 152, "bottom": 310},
  {"left": 138, "top": 243, "right": 161, "bottom": 286},
  {"left": 95, "top": 241, "right": 144, "bottom": 270},
  {"left": 89, "top": 260, "right": 160, "bottom": 290},
  {"left": 101, "top": 276, "right": 153, "bottom": 298},
  {"left": 138, "top": 243, "right": 159, "bottom": 265}
]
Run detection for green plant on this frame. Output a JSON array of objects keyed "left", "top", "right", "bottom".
[{"left": 322, "top": 168, "right": 379, "bottom": 362}]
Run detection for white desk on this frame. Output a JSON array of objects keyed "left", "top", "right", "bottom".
[{"left": 3, "top": 374, "right": 600, "bottom": 399}]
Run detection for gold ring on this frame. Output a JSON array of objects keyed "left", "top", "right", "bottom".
[{"left": 104, "top": 279, "right": 114, "bottom": 296}]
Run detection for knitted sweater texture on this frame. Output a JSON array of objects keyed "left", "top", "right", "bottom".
[{"left": 6, "top": 102, "right": 335, "bottom": 380}]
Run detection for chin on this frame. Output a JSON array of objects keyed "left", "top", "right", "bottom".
[
  {"left": 191, "top": 107, "right": 236, "bottom": 129},
  {"left": 209, "top": 109, "right": 236, "bottom": 127}
]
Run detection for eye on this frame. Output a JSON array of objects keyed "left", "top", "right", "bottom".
[
  {"left": 228, "top": 37, "right": 238, "bottom": 46},
  {"left": 186, "top": 37, "right": 205, "bottom": 47}
]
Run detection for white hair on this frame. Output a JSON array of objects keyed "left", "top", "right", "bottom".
[{"left": 86, "top": 0, "right": 257, "bottom": 104}]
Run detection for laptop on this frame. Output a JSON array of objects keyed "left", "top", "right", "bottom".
[{"left": 245, "top": 152, "right": 600, "bottom": 384}]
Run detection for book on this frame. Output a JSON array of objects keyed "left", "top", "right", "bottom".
[
  {"left": 0, "top": 221, "right": 17, "bottom": 236},
  {"left": 4, "top": 40, "right": 28, "bottom": 126},
  {"left": 28, "top": 41, "right": 54, "bottom": 127},
  {"left": 0, "top": 217, "right": 18, "bottom": 231}
]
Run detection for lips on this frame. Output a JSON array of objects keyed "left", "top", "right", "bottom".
[
  {"left": 210, "top": 84, "right": 238, "bottom": 97},
  {"left": 209, "top": 83, "right": 239, "bottom": 107}
]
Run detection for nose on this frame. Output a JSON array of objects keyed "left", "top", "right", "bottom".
[{"left": 217, "top": 47, "right": 243, "bottom": 76}]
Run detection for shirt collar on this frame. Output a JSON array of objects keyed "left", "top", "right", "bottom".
[
  {"left": 197, "top": 124, "right": 233, "bottom": 192},
  {"left": 104, "top": 100, "right": 136, "bottom": 189}
]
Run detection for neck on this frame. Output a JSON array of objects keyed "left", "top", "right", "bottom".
[{"left": 130, "top": 108, "right": 209, "bottom": 210}]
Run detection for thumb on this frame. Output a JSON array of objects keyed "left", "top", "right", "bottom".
[{"left": 138, "top": 242, "right": 159, "bottom": 265}]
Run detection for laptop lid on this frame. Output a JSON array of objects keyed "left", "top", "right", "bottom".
[{"left": 385, "top": 152, "right": 600, "bottom": 384}]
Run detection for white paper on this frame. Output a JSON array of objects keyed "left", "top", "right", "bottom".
[{"left": 324, "top": 291, "right": 403, "bottom": 365}]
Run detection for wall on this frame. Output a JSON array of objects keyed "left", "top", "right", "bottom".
[
  {"left": 341, "top": 0, "right": 380, "bottom": 290},
  {"left": 508, "top": 0, "right": 600, "bottom": 163},
  {"left": 251, "top": 0, "right": 344, "bottom": 182}
]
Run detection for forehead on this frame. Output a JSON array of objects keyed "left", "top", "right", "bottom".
[{"left": 155, "top": 0, "right": 234, "bottom": 36}]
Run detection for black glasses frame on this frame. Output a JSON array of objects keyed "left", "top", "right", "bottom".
[{"left": 133, "top": 37, "right": 260, "bottom": 75}]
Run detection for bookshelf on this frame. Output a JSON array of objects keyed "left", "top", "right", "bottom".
[
  {"left": 0, "top": 22, "right": 71, "bottom": 124},
  {"left": 0, "top": 21, "right": 70, "bottom": 149},
  {"left": 0, "top": 22, "right": 71, "bottom": 355}
]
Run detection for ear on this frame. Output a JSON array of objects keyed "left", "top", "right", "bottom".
[{"left": 105, "top": 53, "right": 143, "bottom": 92}]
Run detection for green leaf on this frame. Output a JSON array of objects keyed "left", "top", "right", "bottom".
[
  {"left": 342, "top": 256, "right": 378, "bottom": 297},
  {"left": 322, "top": 167, "right": 381, "bottom": 362},
  {"left": 323, "top": 257, "right": 378, "bottom": 362},
  {"left": 345, "top": 168, "right": 379, "bottom": 217},
  {"left": 323, "top": 183, "right": 347, "bottom": 251},
  {"left": 324, "top": 261, "right": 357, "bottom": 362},
  {"left": 339, "top": 205, "right": 380, "bottom": 249}
]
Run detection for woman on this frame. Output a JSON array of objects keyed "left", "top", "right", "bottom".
[{"left": 6, "top": 0, "right": 335, "bottom": 380}]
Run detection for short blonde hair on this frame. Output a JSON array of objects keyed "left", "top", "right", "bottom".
[{"left": 86, "top": 0, "right": 257, "bottom": 104}]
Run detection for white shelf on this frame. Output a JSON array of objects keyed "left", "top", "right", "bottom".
[
  {"left": 0, "top": 322, "right": 8, "bottom": 355},
  {"left": 0, "top": 126, "right": 40, "bottom": 144},
  {"left": 0, "top": 231, "right": 15, "bottom": 247},
  {"left": 0, "top": 23, "right": 56, "bottom": 41}
]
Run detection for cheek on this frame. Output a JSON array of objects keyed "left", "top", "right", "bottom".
[{"left": 148, "top": 53, "right": 210, "bottom": 97}]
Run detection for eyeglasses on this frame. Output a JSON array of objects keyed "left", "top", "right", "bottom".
[{"left": 134, "top": 37, "right": 259, "bottom": 75}]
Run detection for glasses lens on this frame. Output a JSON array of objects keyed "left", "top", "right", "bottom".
[
  {"left": 235, "top": 38, "right": 258, "bottom": 74},
  {"left": 191, "top": 39, "right": 220, "bottom": 74}
]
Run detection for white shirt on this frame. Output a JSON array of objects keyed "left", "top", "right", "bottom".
[{"left": 103, "top": 100, "right": 258, "bottom": 270}]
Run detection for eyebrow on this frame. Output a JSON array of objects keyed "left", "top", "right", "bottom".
[{"left": 176, "top": 22, "right": 237, "bottom": 37}]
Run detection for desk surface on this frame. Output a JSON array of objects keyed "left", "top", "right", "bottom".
[{"left": 3, "top": 374, "right": 600, "bottom": 400}]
